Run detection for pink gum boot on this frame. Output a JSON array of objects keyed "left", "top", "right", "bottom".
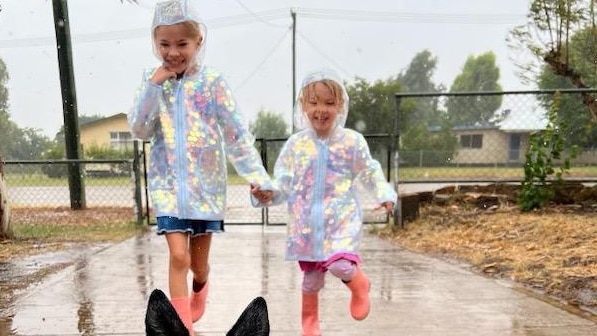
[
  {"left": 344, "top": 267, "right": 370, "bottom": 320},
  {"left": 170, "top": 297, "right": 194, "bottom": 336},
  {"left": 190, "top": 281, "right": 209, "bottom": 322},
  {"left": 301, "top": 292, "right": 321, "bottom": 336}
]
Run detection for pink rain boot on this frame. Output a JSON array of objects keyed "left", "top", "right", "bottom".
[
  {"left": 170, "top": 297, "right": 194, "bottom": 336},
  {"left": 190, "top": 280, "right": 208, "bottom": 322},
  {"left": 344, "top": 267, "right": 370, "bottom": 320},
  {"left": 301, "top": 292, "right": 321, "bottom": 336}
]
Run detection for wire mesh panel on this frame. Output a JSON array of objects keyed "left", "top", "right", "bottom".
[
  {"left": 394, "top": 89, "right": 597, "bottom": 183},
  {"left": 4, "top": 160, "right": 137, "bottom": 208}
]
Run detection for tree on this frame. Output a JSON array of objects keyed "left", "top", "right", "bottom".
[
  {"left": 0, "top": 57, "right": 17, "bottom": 158},
  {"left": 509, "top": 0, "right": 597, "bottom": 120},
  {"left": 394, "top": 50, "right": 455, "bottom": 165},
  {"left": 397, "top": 50, "right": 444, "bottom": 127},
  {"left": 0, "top": 58, "right": 11, "bottom": 238},
  {"left": 10, "top": 128, "right": 53, "bottom": 160},
  {"left": 0, "top": 74, "right": 53, "bottom": 161},
  {"left": 249, "top": 110, "right": 289, "bottom": 139},
  {"left": 345, "top": 76, "right": 402, "bottom": 135},
  {"left": 508, "top": 1, "right": 597, "bottom": 210},
  {"left": 247, "top": 110, "right": 288, "bottom": 173},
  {"left": 344, "top": 76, "right": 403, "bottom": 155},
  {"left": 445, "top": 52, "right": 503, "bottom": 126},
  {"left": 537, "top": 27, "right": 597, "bottom": 148}
]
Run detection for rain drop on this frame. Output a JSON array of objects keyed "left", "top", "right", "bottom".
[
  {"left": 355, "top": 120, "right": 366, "bottom": 132},
  {"left": 57, "top": 20, "right": 65, "bottom": 27}
]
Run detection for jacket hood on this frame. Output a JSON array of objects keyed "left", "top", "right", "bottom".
[
  {"left": 151, "top": 0, "right": 207, "bottom": 75},
  {"left": 293, "top": 68, "right": 349, "bottom": 134}
]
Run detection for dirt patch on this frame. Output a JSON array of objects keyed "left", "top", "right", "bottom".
[{"left": 379, "top": 186, "right": 597, "bottom": 318}]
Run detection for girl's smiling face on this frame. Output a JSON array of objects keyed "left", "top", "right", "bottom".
[
  {"left": 301, "top": 81, "right": 343, "bottom": 138},
  {"left": 154, "top": 23, "right": 202, "bottom": 75}
]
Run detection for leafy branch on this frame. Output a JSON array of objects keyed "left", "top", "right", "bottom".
[{"left": 519, "top": 91, "right": 577, "bottom": 211}]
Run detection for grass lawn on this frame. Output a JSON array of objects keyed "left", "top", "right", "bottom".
[
  {"left": 396, "top": 166, "right": 597, "bottom": 180},
  {"left": 5, "top": 166, "right": 596, "bottom": 188},
  {"left": 5, "top": 173, "right": 131, "bottom": 187}
]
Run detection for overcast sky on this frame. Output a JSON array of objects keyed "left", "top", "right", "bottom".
[{"left": 0, "top": 0, "right": 532, "bottom": 137}]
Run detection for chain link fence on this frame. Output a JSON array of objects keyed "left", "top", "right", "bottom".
[
  {"left": 2, "top": 136, "right": 391, "bottom": 226},
  {"left": 4, "top": 160, "right": 135, "bottom": 206},
  {"left": 5, "top": 90, "right": 596, "bottom": 225},
  {"left": 394, "top": 89, "right": 597, "bottom": 184}
]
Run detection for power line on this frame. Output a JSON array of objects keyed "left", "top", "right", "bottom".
[
  {"left": 0, "top": 9, "right": 289, "bottom": 48},
  {"left": 233, "top": 27, "right": 292, "bottom": 92},
  {"left": 296, "top": 31, "right": 351, "bottom": 79},
  {"left": 0, "top": 7, "right": 527, "bottom": 48},
  {"left": 296, "top": 8, "right": 526, "bottom": 25},
  {"left": 231, "top": 0, "right": 289, "bottom": 29},
  {"left": 208, "top": 9, "right": 288, "bottom": 27}
]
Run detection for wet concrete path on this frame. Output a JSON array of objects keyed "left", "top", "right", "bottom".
[{"left": 2, "top": 225, "right": 596, "bottom": 335}]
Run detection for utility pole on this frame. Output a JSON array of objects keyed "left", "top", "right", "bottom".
[
  {"left": 291, "top": 8, "right": 297, "bottom": 133},
  {"left": 52, "top": 0, "right": 86, "bottom": 210}
]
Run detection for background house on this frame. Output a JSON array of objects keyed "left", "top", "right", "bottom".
[
  {"left": 451, "top": 108, "right": 547, "bottom": 165},
  {"left": 79, "top": 113, "right": 133, "bottom": 152}
]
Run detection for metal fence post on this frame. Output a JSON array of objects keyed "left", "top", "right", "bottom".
[
  {"left": 132, "top": 140, "right": 143, "bottom": 226},
  {"left": 392, "top": 95, "right": 402, "bottom": 228},
  {"left": 259, "top": 138, "right": 269, "bottom": 226}
]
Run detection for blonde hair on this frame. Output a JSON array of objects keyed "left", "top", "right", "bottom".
[
  {"left": 300, "top": 79, "right": 345, "bottom": 109},
  {"left": 153, "top": 21, "right": 203, "bottom": 41}
]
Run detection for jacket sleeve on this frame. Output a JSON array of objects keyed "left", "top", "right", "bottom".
[
  {"left": 269, "top": 138, "right": 294, "bottom": 206},
  {"left": 250, "top": 136, "right": 295, "bottom": 208},
  {"left": 128, "top": 69, "right": 161, "bottom": 141},
  {"left": 213, "top": 74, "right": 273, "bottom": 190},
  {"left": 353, "top": 133, "right": 397, "bottom": 204}
]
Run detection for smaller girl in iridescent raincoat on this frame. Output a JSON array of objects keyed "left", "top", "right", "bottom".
[
  {"left": 129, "top": 1, "right": 272, "bottom": 335},
  {"left": 252, "top": 68, "right": 396, "bottom": 336}
]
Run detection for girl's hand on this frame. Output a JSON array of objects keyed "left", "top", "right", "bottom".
[
  {"left": 251, "top": 184, "right": 273, "bottom": 203},
  {"left": 375, "top": 201, "right": 395, "bottom": 215},
  {"left": 150, "top": 65, "right": 176, "bottom": 85}
]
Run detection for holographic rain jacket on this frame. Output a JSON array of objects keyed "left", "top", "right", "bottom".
[
  {"left": 130, "top": 67, "right": 272, "bottom": 221},
  {"left": 269, "top": 69, "right": 397, "bottom": 262}
]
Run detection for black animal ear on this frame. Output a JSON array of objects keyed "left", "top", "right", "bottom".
[
  {"left": 145, "top": 289, "right": 189, "bottom": 336},
  {"left": 226, "top": 296, "right": 270, "bottom": 336}
]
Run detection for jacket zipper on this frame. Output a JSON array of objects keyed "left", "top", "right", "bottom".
[{"left": 174, "top": 80, "right": 188, "bottom": 218}]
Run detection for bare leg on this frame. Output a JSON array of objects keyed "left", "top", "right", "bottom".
[
  {"left": 189, "top": 233, "right": 212, "bottom": 283},
  {"left": 165, "top": 232, "right": 191, "bottom": 298},
  {"left": 164, "top": 232, "right": 193, "bottom": 334}
]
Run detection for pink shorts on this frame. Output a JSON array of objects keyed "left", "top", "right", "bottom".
[{"left": 299, "top": 252, "right": 362, "bottom": 272}]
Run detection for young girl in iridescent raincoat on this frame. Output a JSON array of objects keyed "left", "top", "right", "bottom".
[
  {"left": 129, "top": 1, "right": 272, "bottom": 335},
  {"left": 252, "top": 69, "right": 396, "bottom": 336}
]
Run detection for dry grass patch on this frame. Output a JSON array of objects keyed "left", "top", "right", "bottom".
[{"left": 378, "top": 204, "right": 597, "bottom": 313}]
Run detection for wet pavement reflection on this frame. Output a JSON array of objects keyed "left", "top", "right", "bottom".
[{"left": 2, "top": 226, "right": 596, "bottom": 335}]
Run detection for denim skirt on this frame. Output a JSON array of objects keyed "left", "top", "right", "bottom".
[{"left": 156, "top": 216, "right": 224, "bottom": 237}]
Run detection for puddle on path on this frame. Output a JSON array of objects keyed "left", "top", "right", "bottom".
[{"left": 0, "top": 243, "right": 109, "bottom": 335}]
